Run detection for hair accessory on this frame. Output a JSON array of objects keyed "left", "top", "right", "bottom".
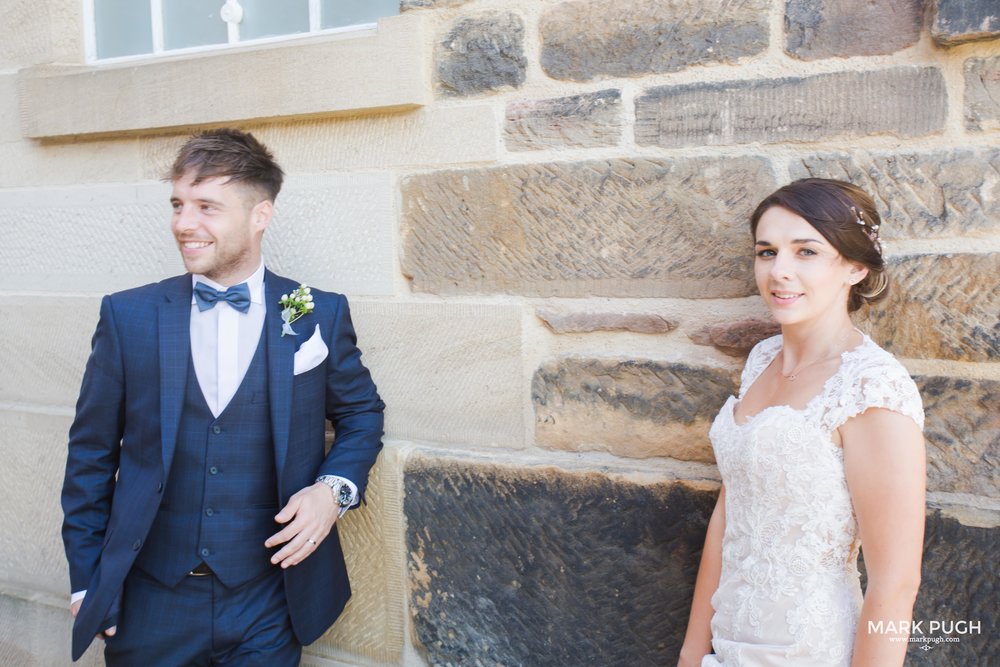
[{"left": 850, "top": 206, "right": 883, "bottom": 255}]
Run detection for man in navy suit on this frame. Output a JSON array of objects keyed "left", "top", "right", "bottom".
[{"left": 61, "top": 128, "right": 384, "bottom": 665}]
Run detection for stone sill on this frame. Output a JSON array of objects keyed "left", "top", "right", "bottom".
[{"left": 16, "top": 13, "right": 429, "bottom": 139}]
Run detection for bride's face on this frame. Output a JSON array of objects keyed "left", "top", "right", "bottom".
[{"left": 753, "top": 206, "right": 867, "bottom": 326}]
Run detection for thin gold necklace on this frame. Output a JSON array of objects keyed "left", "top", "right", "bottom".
[{"left": 780, "top": 330, "right": 854, "bottom": 382}]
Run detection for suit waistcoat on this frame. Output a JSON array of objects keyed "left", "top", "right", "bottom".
[{"left": 134, "top": 328, "right": 279, "bottom": 588}]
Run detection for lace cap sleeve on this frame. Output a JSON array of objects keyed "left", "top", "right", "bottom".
[
  {"left": 738, "top": 335, "right": 782, "bottom": 399},
  {"left": 822, "top": 344, "right": 925, "bottom": 433}
]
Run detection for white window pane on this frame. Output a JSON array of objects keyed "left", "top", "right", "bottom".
[
  {"left": 163, "top": 0, "right": 228, "bottom": 50},
  {"left": 94, "top": 0, "right": 153, "bottom": 59},
  {"left": 240, "top": 0, "right": 310, "bottom": 40},
  {"left": 321, "top": 0, "right": 399, "bottom": 29}
]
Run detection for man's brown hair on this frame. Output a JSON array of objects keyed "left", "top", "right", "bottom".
[{"left": 169, "top": 128, "right": 284, "bottom": 202}]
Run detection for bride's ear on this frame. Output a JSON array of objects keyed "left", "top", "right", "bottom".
[{"left": 847, "top": 263, "right": 869, "bottom": 285}]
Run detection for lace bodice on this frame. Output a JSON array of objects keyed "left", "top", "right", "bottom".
[{"left": 703, "top": 334, "right": 923, "bottom": 666}]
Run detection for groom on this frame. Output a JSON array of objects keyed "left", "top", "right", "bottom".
[{"left": 61, "top": 129, "right": 384, "bottom": 665}]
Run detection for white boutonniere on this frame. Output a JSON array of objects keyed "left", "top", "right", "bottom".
[{"left": 279, "top": 284, "right": 314, "bottom": 337}]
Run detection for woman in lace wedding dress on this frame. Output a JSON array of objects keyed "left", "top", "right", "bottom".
[{"left": 678, "top": 179, "right": 926, "bottom": 667}]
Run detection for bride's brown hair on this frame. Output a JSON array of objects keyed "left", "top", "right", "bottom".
[{"left": 749, "top": 178, "right": 889, "bottom": 313}]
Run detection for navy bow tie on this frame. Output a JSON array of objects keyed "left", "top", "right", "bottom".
[{"left": 193, "top": 281, "right": 251, "bottom": 313}]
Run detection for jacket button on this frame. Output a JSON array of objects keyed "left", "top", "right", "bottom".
[
  {"left": 212, "top": 425, "right": 221, "bottom": 434},
  {"left": 132, "top": 539, "right": 142, "bottom": 550},
  {"left": 209, "top": 466, "right": 219, "bottom": 475},
  {"left": 200, "top": 548, "right": 210, "bottom": 557},
  {"left": 205, "top": 508, "right": 214, "bottom": 517}
]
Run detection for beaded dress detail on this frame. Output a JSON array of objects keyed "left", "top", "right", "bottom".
[{"left": 703, "top": 334, "right": 923, "bottom": 666}]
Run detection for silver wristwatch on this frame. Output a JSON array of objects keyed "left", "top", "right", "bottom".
[{"left": 316, "top": 476, "right": 354, "bottom": 508}]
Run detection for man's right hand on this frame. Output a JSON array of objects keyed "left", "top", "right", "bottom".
[{"left": 70, "top": 597, "right": 117, "bottom": 639}]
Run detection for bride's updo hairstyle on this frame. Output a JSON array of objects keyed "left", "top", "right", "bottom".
[{"left": 749, "top": 178, "right": 889, "bottom": 313}]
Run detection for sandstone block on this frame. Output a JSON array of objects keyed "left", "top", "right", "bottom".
[
  {"left": 785, "top": 0, "right": 923, "bottom": 60},
  {"left": 437, "top": 12, "right": 526, "bottom": 96},
  {"left": 308, "top": 446, "right": 405, "bottom": 664},
  {"left": 532, "top": 358, "right": 737, "bottom": 462},
  {"left": 0, "top": 175, "right": 396, "bottom": 296},
  {"left": 540, "top": 0, "right": 768, "bottom": 82},
  {"left": 689, "top": 319, "right": 781, "bottom": 357},
  {"left": 141, "top": 106, "right": 498, "bottom": 176},
  {"left": 909, "top": 506, "right": 1000, "bottom": 663},
  {"left": 350, "top": 301, "right": 524, "bottom": 448},
  {"left": 965, "top": 56, "right": 1000, "bottom": 131},
  {"left": 789, "top": 149, "right": 1000, "bottom": 240},
  {"left": 505, "top": 89, "right": 622, "bottom": 151},
  {"left": 405, "top": 456, "right": 718, "bottom": 666},
  {"left": 868, "top": 253, "right": 1000, "bottom": 362},
  {"left": 0, "top": 297, "right": 99, "bottom": 408},
  {"left": 0, "top": 410, "right": 73, "bottom": 596},
  {"left": 918, "top": 376, "right": 999, "bottom": 497},
  {"left": 636, "top": 67, "right": 946, "bottom": 148},
  {"left": 932, "top": 0, "right": 1000, "bottom": 45},
  {"left": 536, "top": 309, "right": 677, "bottom": 335},
  {"left": 0, "top": 593, "right": 104, "bottom": 666},
  {"left": 0, "top": 138, "right": 144, "bottom": 188},
  {"left": 0, "top": 75, "right": 20, "bottom": 143},
  {"left": 401, "top": 157, "right": 773, "bottom": 297}
]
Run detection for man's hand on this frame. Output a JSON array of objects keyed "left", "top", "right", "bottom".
[
  {"left": 266, "top": 482, "right": 339, "bottom": 568},
  {"left": 70, "top": 597, "right": 117, "bottom": 639}
]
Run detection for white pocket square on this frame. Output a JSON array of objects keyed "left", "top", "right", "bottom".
[{"left": 293, "top": 324, "right": 328, "bottom": 375}]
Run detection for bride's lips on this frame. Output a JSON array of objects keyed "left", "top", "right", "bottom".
[{"left": 770, "top": 290, "right": 803, "bottom": 305}]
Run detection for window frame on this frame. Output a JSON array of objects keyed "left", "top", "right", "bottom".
[{"left": 82, "top": 0, "right": 391, "bottom": 65}]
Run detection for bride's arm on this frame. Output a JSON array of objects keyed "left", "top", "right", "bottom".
[
  {"left": 677, "top": 484, "right": 726, "bottom": 667},
  {"left": 842, "top": 408, "right": 925, "bottom": 667}
]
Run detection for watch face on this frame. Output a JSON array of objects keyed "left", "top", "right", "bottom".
[{"left": 337, "top": 484, "right": 353, "bottom": 506}]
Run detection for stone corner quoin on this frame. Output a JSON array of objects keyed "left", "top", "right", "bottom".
[
  {"left": 635, "top": 67, "right": 947, "bottom": 148},
  {"left": 436, "top": 11, "right": 527, "bottom": 97}
]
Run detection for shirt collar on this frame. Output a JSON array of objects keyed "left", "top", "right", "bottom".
[{"left": 191, "top": 260, "right": 266, "bottom": 306}]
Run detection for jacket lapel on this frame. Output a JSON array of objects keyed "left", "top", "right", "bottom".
[
  {"left": 265, "top": 270, "right": 297, "bottom": 481},
  {"left": 159, "top": 276, "right": 192, "bottom": 477}
]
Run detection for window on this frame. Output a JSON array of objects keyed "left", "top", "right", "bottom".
[{"left": 86, "top": 0, "right": 400, "bottom": 62}]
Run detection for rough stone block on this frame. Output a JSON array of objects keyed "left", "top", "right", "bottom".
[
  {"left": 785, "top": 0, "right": 923, "bottom": 60},
  {"left": 401, "top": 157, "right": 773, "bottom": 297},
  {"left": 140, "top": 106, "right": 498, "bottom": 175},
  {"left": 0, "top": 593, "right": 104, "bottom": 666},
  {"left": 918, "top": 376, "right": 999, "bottom": 498},
  {"left": 350, "top": 301, "right": 524, "bottom": 448},
  {"left": 405, "top": 456, "right": 718, "bottom": 666},
  {"left": 308, "top": 445, "right": 405, "bottom": 664},
  {"left": 868, "top": 253, "right": 1000, "bottom": 362},
  {"left": 540, "top": 0, "right": 768, "bottom": 82},
  {"left": 532, "top": 358, "right": 737, "bottom": 462},
  {"left": 505, "top": 89, "right": 622, "bottom": 151},
  {"left": 965, "top": 56, "right": 1000, "bottom": 131},
  {"left": 437, "top": 12, "right": 526, "bottom": 96},
  {"left": 0, "top": 175, "right": 396, "bottom": 296},
  {"left": 907, "top": 506, "right": 1000, "bottom": 663},
  {"left": 0, "top": 297, "right": 98, "bottom": 408},
  {"left": 689, "top": 318, "right": 781, "bottom": 357},
  {"left": 0, "top": 1, "right": 51, "bottom": 69},
  {"left": 402, "top": 0, "right": 470, "bottom": 9},
  {"left": 789, "top": 149, "right": 1000, "bottom": 240},
  {"left": 636, "top": 67, "right": 946, "bottom": 148},
  {"left": 0, "top": 75, "right": 21, "bottom": 143},
  {"left": 536, "top": 309, "right": 677, "bottom": 335},
  {"left": 0, "top": 410, "right": 73, "bottom": 596},
  {"left": 932, "top": 0, "right": 1000, "bottom": 45}
]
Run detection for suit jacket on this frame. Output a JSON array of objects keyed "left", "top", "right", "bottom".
[{"left": 61, "top": 270, "right": 384, "bottom": 661}]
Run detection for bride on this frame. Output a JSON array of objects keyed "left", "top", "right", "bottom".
[{"left": 678, "top": 179, "right": 926, "bottom": 666}]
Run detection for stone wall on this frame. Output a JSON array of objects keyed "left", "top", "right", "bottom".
[{"left": 0, "top": 0, "right": 997, "bottom": 665}]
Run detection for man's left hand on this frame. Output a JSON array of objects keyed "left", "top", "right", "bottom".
[{"left": 266, "top": 482, "right": 338, "bottom": 568}]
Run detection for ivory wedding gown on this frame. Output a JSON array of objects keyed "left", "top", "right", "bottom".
[{"left": 703, "top": 334, "right": 923, "bottom": 666}]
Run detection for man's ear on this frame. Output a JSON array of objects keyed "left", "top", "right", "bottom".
[{"left": 252, "top": 199, "right": 273, "bottom": 233}]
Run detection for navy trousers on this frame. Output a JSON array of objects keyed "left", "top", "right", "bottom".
[{"left": 104, "top": 566, "right": 301, "bottom": 666}]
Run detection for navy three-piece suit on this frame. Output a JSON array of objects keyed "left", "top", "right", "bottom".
[{"left": 61, "top": 269, "right": 384, "bottom": 662}]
